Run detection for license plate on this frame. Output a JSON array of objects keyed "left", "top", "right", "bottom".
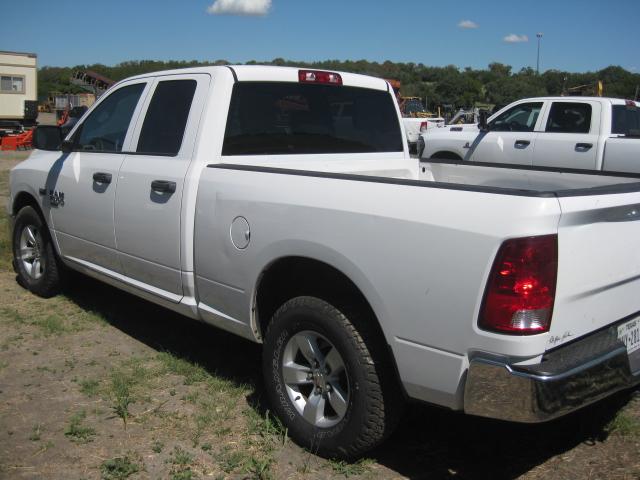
[
  {"left": 618, "top": 318, "right": 640, "bottom": 355},
  {"left": 618, "top": 318, "right": 640, "bottom": 373}
]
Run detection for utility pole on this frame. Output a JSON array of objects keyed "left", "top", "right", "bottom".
[{"left": 536, "top": 33, "right": 543, "bottom": 75}]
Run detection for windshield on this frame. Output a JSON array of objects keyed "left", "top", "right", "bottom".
[
  {"left": 222, "top": 82, "right": 403, "bottom": 155},
  {"left": 612, "top": 105, "right": 640, "bottom": 136}
]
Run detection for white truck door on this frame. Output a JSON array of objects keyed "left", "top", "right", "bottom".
[
  {"left": 49, "top": 81, "right": 149, "bottom": 273},
  {"left": 469, "top": 101, "right": 544, "bottom": 165},
  {"left": 532, "top": 100, "right": 601, "bottom": 170},
  {"left": 114, "top": 74, "right": 209, "bottom": 301}
]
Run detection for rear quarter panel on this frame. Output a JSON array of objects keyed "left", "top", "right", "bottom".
[{"left": 193, "top": 167, "right": 562, "bottom": 407}]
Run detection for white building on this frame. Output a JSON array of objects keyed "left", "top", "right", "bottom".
[{"left": 0, "top": 51, "right": 38, "bottom": 128}]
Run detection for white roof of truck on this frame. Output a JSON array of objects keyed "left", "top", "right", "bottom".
[{"left": 124, "top": 65, "right": 390, "bottom": 91}]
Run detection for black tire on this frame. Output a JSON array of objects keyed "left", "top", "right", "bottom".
[
  {"left": 262, "top": 296, "right": 403, "bottom": 458},
  {"left": 12, "top": 206, "right": 62, "bottom": 298}
]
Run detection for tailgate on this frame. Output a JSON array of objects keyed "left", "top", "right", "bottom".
[{"left": 551, "top": 190, "right": 640, "bottom": 348}]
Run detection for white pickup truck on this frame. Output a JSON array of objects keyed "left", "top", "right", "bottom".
[
  {"left": 419, "top": 96, "right": 640, "bottom": 172},
  {"left": 9, "top": 66, "right": 640, "bottom": 458}
]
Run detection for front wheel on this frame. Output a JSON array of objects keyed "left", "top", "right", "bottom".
[
  {"left": 12, "top": 206, "right": 62, "bottom": 298},
  {"left": 262, "top": 296, "right": 402, "bottom": 458}
]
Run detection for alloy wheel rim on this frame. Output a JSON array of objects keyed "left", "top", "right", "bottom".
[
  {"left": 19, "top": 224, "right": 45, "bottom": 280},
  {"left": 282, "top": 330, "right": 350, "bottom": 428}
]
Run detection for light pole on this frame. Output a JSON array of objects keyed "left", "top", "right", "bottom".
[{"left": 536, "top": 33, "right": 543, "bottom": 75}]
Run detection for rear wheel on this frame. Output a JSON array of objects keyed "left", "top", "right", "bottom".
[
  {"left": 262, "top": 296, "right": 402, "bottom": 458},
  {"left": 12, "top": 206, "right": 62, "bottom": 298}
]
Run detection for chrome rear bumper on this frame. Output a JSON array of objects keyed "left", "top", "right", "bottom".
[{"left": 464, "top": 324, "right": 640, "bottom": 423}]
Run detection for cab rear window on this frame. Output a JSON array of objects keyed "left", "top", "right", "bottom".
[{"left": 222, "top": 82, "right": 403, "bottom": 155}]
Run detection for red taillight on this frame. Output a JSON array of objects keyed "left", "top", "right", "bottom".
[
  {"left": 420, "top": 121, "right": 429, "bottom": 132},
  {"left": 479, "top": 235, "right": 557, "bottom": 335},
  {"left": 298, "top": 70, "right": 342, "bottom": 85}
]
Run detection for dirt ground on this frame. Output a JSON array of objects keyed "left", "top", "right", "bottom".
[{"left": 1, "top": 150, "right": 639, "bottom": 480}]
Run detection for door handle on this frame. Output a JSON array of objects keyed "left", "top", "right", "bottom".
[
  {"left": 92, "top": 172, "right": 112, "bottom": 184},
  {"left": 151, "top": 180, "right": 176, "bottom": 194},
  {"left": 575, "top": 143, "right": 593, "bottom": 151},
  {"left": 514, "top": 140, "right": 531, "bottom": 149}
]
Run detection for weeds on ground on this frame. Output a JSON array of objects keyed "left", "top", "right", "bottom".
[
  {"left": 157, "top": 352, "right": 208, "bottom": 385},
  {"left": 606, "top": 411, "right": 640, "bottom": 437},
  {"left": 329, "top": 458, "right": 375, "bottom": 477},
  {"left": 100, "top": 454, "right": 141, "bottom": 480},
  {"left": 0, "top": 203, "right": 11, "bottom": 272},
  {"left": 152, "top": 439, "right": 165, "bottom": 453},
  {"left": 28, "top": 423, "right": 43, "bottom": 441},
  {"left": 64, "top": 410, "right": 96, "bottom": 443},
  {"left": 167, "top": 446, "right": 197, "bottom": 480},
  {"left": 79, "top": 378, "right": 100, "bottom": 397},
  {"left": 110, "top": 371, "right": 135, "bottom": 428}
]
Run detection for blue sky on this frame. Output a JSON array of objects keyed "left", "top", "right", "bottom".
[{"left": 2, "top": 0, "right": 638, "bottom": 73}]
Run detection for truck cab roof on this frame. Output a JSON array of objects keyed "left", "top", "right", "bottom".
[{"left": 123, "top": 65, "right": 390, "bottom": 92}]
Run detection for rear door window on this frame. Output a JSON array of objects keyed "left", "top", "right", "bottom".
[
  {"left": 76, "top": 83, "right": 145, "bottom": 152},
  {"left": 136, "top": 79, "right": 197, "bottom": 155},
  {"left": 612, "top": 105, "right": 640, "bottom": 136},
  {"left": 545, "top": 102, "right": 592, "bottom": 134},
  {"left": 222, "top": 82, "right": 403, "bottom": 155}
]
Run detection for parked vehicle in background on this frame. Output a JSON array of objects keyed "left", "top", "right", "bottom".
[
  {"left": 419, "top": 97, "right": 640, "bottom": 172},
  {"left": 10, "top": 67, "right": 640, "bottom": 458},
  {"left": 0, "top": 51, "right": 38, "bottom": 130},
  {"left": 387, "top": 85, "right": 445, "bottom": 152}
]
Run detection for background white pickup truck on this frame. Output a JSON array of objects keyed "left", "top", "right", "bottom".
[
  {"left": 402, "top": 116, "right": 444, "bottom": 151},
  {"left": 9, "top": 67, "right": 640, "bottom": 458},
  {"left": 419, "top": 96, "right": 640, "bottom": 172}
]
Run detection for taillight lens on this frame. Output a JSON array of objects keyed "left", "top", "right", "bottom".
[
  {"left": 420, "top": 121, "right": 429, "bottom": 132},
  {"left": 298, "top": 70, "right": 342, "bottom": 85},
  {"left": 479, "top": 235, "right": 557, "bottom": 335}
]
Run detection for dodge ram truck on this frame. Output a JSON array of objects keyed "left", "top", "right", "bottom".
[
  {"left": 419, "top": 96, "right": 640, "bottom": 173},
  {"left": 9, "top": 66, "right": 640, "bottom": 458}
]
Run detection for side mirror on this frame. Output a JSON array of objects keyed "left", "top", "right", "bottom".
[
  {"left": 33, "top": 126, "right": 63, "bottom": 151},
  {"left": 478, "top": 110, "right": 490, "bottom": 132}
]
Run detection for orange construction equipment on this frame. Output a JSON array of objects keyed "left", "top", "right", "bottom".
[{"left": 1, "top": 130, "right": 33, "bottom": 151}]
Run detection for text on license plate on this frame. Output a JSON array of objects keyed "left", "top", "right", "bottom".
[{"left": 618, "top": 318, "right": 640, "bottom": 355}]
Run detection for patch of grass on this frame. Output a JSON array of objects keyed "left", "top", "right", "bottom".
[
  {"left": 79, "top": 378, "right": 100, "bottom": 397},
  {"left": 167, "top": 446, "right": 197, "bottom": 480},
  {"left": 606, "top": 411, "right": 640, "bottom": 437},
  {"left": 28, "top": 423, "right": 43, "bottom": 441},
  {"left": 0, "top": 204, "right": 11, "bottom": 272},
  {"left": 151, "top": 440, "right": 164, "bottom": 453},
  {"left": 157, "top": 352, "right": 208, "bottom": 385},
  {"left": 100, "top": 455, "right": 141, "bottom": 480},
  {"left": 106, "top": 358, "right": 156, "bottom": 428},
  {"left": 110, "top": 371, "right": 135, "bottom": 428},
  {"left": 216, "top": 446, "right": 246, "bottom": 474},
  {"left": 246, "top": 409, "right": 287, "bottom": 444},
  {"left": 329, "top": 458, "right": 374, "bottom": 477},
  {"left": 64, "top": 410, "right": 96, "bottom": 444},
  {"left": 0, "top": 305, "right": 84, "bottom": 336},
  {"left": 247, "top": 456, "right": 274, "bottom": 480},
  {"left": 0, "top": 360, "right": 8, "bottom": 371}
]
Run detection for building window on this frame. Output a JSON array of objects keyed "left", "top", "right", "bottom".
[{"left": 0, "top": 75, "right": 25, "bottom": 93}]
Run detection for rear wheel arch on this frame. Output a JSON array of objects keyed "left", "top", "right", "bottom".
[
  {"left": 430, "top": 150, "right": 463, "bottom": 161},
  {"left": 254, "top": 256, "right": 382, "bottom": 342}
]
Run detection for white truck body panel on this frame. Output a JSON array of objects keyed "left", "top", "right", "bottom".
[{"left": 9, "top": 66, "right": 640, "bottom": 421}]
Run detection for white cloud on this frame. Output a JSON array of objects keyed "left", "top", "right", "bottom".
[
  {"left": 503, "top": 34, "right": 529, "bottom": 43},
  {"left": 458, "top": 20, "right": 478, "bottom": 29},
  {"left": 207, "top": 0, "right": 272, "bottom": 16}
]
